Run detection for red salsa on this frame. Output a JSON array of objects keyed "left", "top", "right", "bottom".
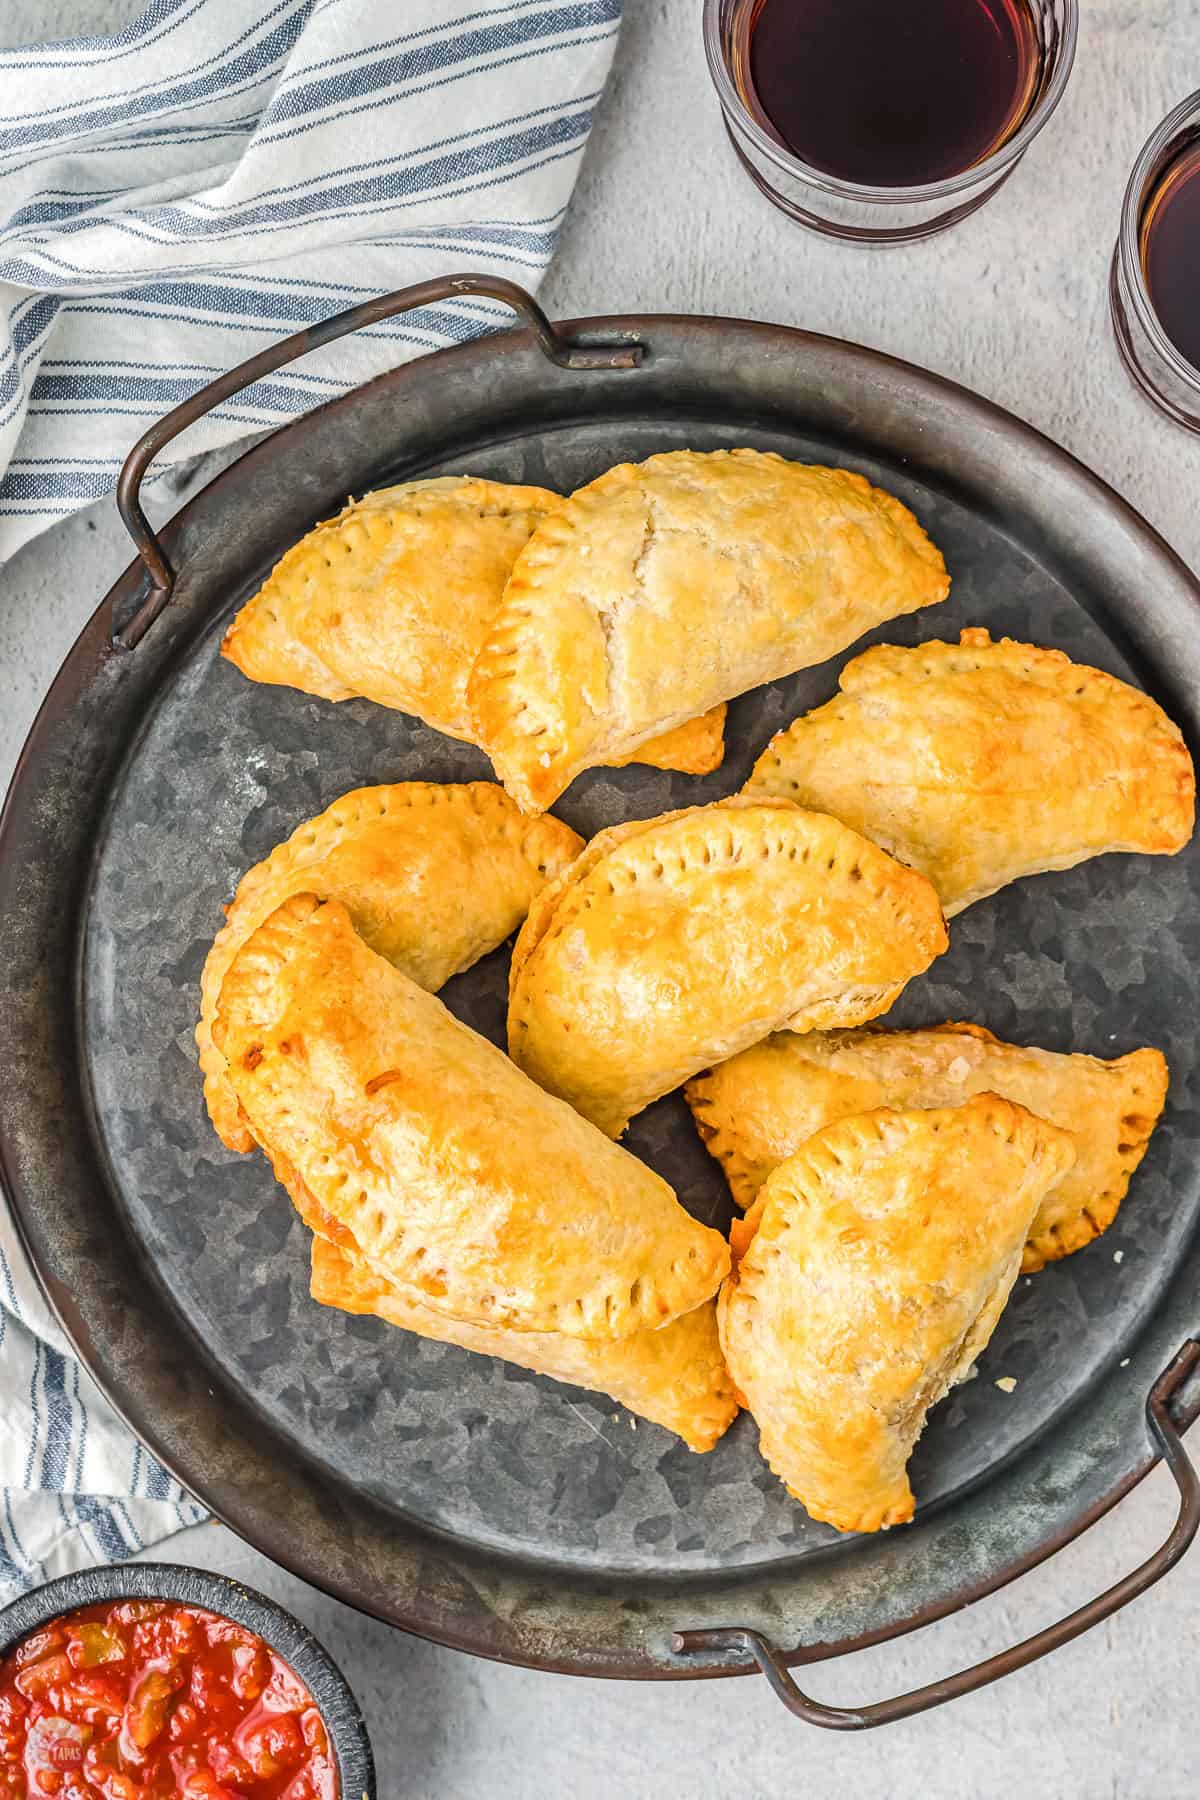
[{"left": 0, "top": 1600, "right": 338, "bottom": 1799}]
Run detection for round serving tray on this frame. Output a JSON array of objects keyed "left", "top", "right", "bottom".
[{"left": 2, "top": 283, "right": 1199, "bottom": 1711}]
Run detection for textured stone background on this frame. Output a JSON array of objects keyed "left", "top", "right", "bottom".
[{"left": 4, "top": 1, "right": 1200, "bottom": 1794}]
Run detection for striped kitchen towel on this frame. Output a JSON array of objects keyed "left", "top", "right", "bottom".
[
  {"left": 0, "top": 0, "right": 621, "bottom": 1598},
  {"left": 0, "top": 1208, "right": 207, "bottom": 1601},
  {"left": 0, "top": 0, "right": 622, "bottom": 564}
]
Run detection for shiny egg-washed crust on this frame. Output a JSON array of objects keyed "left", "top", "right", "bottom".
[
  {"left": 197, "top": 781, "right": 582, "bottom": 1154},
  {"left": 310, "top": 1237, "right": 738, "bottom": 1454},
  {"left": 277, "top": 1152, "right": 737, "bottom": 1451},
  {"left": 745, "top": 628, "right": 1196, "bottom": 915},
  {"left": 220, "top": 476, "right": 726, "bottom": 775},
  {"left": 618, "top": 703, "right": 727, "bottom": 775},
  {"left": 507, "top": 797, "right": 948, "bottom": 1138},
  {"left": 686, "top": 1022, "right": 1168, "bottom": 1272},
  {"left": 469, "top": 449, "right": 950, "bottom": 813},
  {"left": 214, "top": 893, "right": 729, "bottom": 1339},
  {"left": 718, "top": 1096, "right": 1076, "bottom": 1532}
]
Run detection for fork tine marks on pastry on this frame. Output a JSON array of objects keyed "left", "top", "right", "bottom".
[
  {"left": 220, "top": 475, "right": 727, "bottom": 777},
  {"left": 221, "top": 478, "right": 562, "bottom": 729},
  {"left": 276, "top": 1132, "right": 737, "bottom": 1454},
  {"left": 213, "top": 892, "right": 730, "bottom": 1340},
  {"left": 469, "top": 449, "right": 950, "bottom": 813},
  {"left": 196, "top": 780, "right": 583, "bottom": 1154},
  {"left": 744, "top": 627, "right": 1195, "bottom": 914},
  {"left": 193, "top": 443, "right": 1186, "bottom": 1529},
  {"left": 685, "top": 1023, "right": 1169, "bottom": 1271},
  {"left": 507, "top": 796, "right": 948, "bottom": 1138},
  {"left": 310, "top": 1237, "right": 739, "bottom": 1454},
  {"left": 718, "top": 1096, "right": 1076, "bottom": 1532}
]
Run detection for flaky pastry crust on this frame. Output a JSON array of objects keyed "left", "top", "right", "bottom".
[
  {"left": 197, "top": 781, "right": 582, "bottom": 1153},
  {"left": 221, "top": 475, "right": 726, "bottom": 774},
  {"left": 687, "top": 1022, "right": 1168, "bottom": 1271},
  {"left": 214, "top": 893, "right": 729, "bottom": 1339},
  {"left": 310, "top": 1237, "right": 738, "bottom": 1454},
  {"left": 745, "top": 627, "right": 1195, "bottom": 913},
  {"left": 718, "top": 1096, "right": 1076, "bottom": 1532},
  {"left": 469, "top": 448, "right": 949, "bottom": 812},
  {"left": 507, "top": 797, "right": 948, "bottom": 1137}
]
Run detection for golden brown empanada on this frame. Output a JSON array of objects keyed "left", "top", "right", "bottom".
[
  {"left": 310, "top": 1237, "right": 738, "bottom": 1453},
  {"left": 469, "top": 449, "right": 950, "bottom": 812},
  {"left": 687, "top": 1023, "right": 1168, "bottom": 1271},
  {"left": 507, "top": 798, "right": 948, "bottom": 1138},
  {"left": 719, "top": 1096, "right": 1076, "bottom": 1532},
  {"left": 214, "top": 892, "right": 730, "bottom": 1338},
  {"left": 221, "top": 476, "right": 726, "bottom": 775},
  {"left": 745, "top": 628, "right": 1195, "bottom": 914},
  {"left": 197, "top": 781, "right": 582, "bottom": 1154}
]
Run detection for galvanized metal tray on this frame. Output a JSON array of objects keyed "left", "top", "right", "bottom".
[{"left": 1, "top": 277, "right": 1198, "bottom": 1725}]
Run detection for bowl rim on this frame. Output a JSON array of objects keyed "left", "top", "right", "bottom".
[{"left": 0, "top": 1559, "right": 376, "bottom": 1799}]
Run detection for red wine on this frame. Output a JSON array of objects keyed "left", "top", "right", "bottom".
[
  {"left": 1141, "top": 142, "right": 1200, "bottom": 374},
  {"left": 741, "top": 0, "right": 1041, "bottom": 188}
]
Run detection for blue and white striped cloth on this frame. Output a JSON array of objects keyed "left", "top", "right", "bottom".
[
  {"left": 0, "top": 0, "right": 620, "bottom": 1598},
  {"left": 0, "top": 0, "right": 621, "bottom": 563},
  {"left": 0, "top": 1215, "right": 207, "bottom": 1600}
]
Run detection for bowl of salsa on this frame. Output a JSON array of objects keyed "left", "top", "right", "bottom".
[{"left": 0, "top": 1564, "right": 374, "bottom": 1799}]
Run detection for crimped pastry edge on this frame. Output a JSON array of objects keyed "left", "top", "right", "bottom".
[
  {"left": 222, "top": 475, "right": 728, "bottom": 774},
  {"left": 685, "top": 1021, "right": 1169, "bottom": 1271},
  {"left": 198, "top": 780, "right": 581, "bottom": 1153},
  {"left": 719, "top": 1096, "right": 1075, "bottom": 1532},
  {"left": 310, "top": 1238, "right": 740, "bottom": 1454},
  {"left": 469, "top": 448, "right": 950, "bottom": 812},
  {"left": 747, "top": 626, "right": 1196, "bottom": 877},
  {"left": 507, "top": 797, "right": 949, "bottom": 1137},
  {"left": 214, "top": 891, "right": 731, "bottom": 1340}
]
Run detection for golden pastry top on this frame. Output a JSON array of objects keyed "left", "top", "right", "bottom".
[
  {"left": 310, "top": 1238, "right": 739, "bottom": 1455},
  {"left": 222, "top": 477, "right": 563, "bottom": 731},
  {"left": 508, "top": 796, "right": 949, "bottom": 1137},
  {"left": 214, "top": 891, "right": 730, "bottom": 1340},
  {"left": 197, "top": 780, "right": 582, "bottom": 1153},
  {"left": 219, "top": 475, "right": 727, "bottom": 775},
  {"left": 470, "top": 448, "right": 950, "bottom": 811},
  {"left": 687, "top": 1021, "right": 1167, "bottom": 1271},
  {"left": 746, "top": 627, "right": 1195, "bottom": 913},
  {"left": 719, "top": 1095, "right": 1076, "bottom": 1532}
]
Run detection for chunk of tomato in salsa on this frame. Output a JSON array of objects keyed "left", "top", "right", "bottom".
[{"left": 0, "top": 1601, "right": 337, "bottom": 1799}]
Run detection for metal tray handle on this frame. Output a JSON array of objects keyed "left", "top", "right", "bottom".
[
  {"left": 113, "top": 274, "right": 642, "bottom": 652},
  {"left": 109, "top": 284, "right": 1198, "bottom": 1706},
  {"left": 674, "top": 1337, "right": 1200, "bottom": 1728}
]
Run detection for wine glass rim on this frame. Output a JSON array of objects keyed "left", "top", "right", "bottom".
[
  {"left": 701, "top": 0, "right": 1080, "bottom": 204},
  {"left": 1117, "top": 88, "right": 1200, "bottom": 396}
]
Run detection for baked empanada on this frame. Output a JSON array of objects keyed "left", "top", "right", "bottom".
[
  {"left": 214, "top": 892, "right": 729, "bottom": 1338},
  {"left": 469, "top": 449, "right": 950, "bottom": 812},
  {"left": 221, "top": 476, "right": 725, "bottom": 775},
  {"left": 310, "top": 1237, "right": 738, "bottom": 1453},
  {"left": 687, "top": 1023, "right": 1168, "bottom": 1272},
  {"left": 197, "top": 781, "right": 582, "bottom": 1154},
  {"left": 745, "top": 628, "right": 1195, "bottom": 914},
  {"left": 281, "top": 1145, "right": 735, "bottom": 1451},
  {"left": 719, "top": 1096, "right": 1076, "bottom": 1532},
  {"left": 507, "top": 798, "right": 948, "bottom": 1138}
]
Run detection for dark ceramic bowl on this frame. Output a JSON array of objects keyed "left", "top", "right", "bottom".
[{"left": 0, "top": 1560, "right": 376, "bottom": 1798}]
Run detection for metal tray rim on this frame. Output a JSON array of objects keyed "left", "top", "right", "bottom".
[{"left": 2, "top": 307, "right": 1199, "bottom": 1681}]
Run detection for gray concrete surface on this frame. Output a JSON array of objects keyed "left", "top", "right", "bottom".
[{"left": 3, "top": 2, "right": 1200, "bottom": 1794}]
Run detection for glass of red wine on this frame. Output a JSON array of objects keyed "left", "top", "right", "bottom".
[
  {"left": 703, "top": 0, "right": 1078, "bottom": 242},
  {"left": 1110, "top": 90, "right": 1200, "bottom": 434}
]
